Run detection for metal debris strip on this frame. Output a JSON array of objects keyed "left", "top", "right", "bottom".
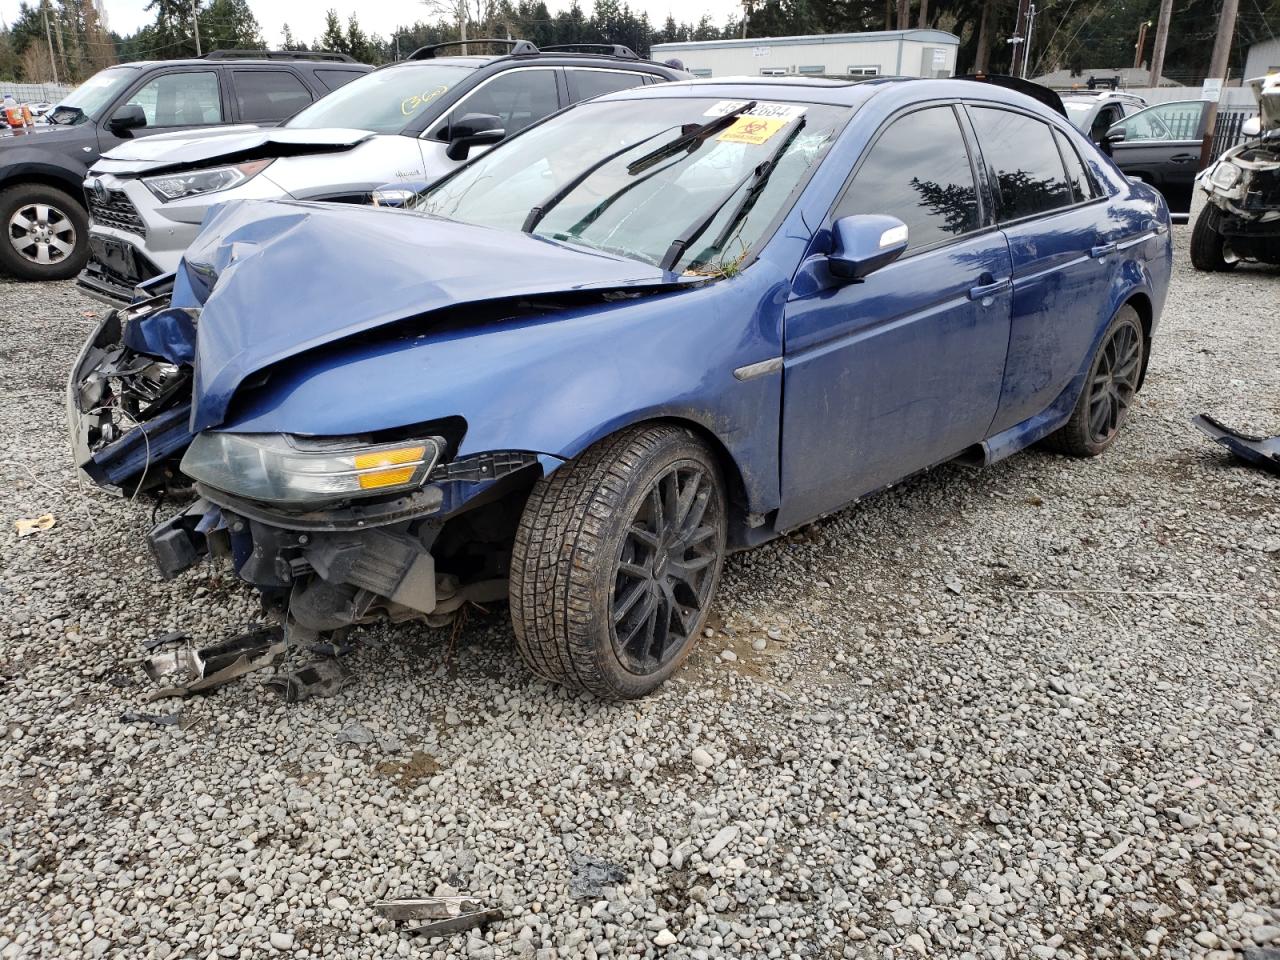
[
  {"left": 143, "top": 626, "right": 286, "bottom": 701},
  {"left": 121, "top": 711, "right": 181, "bottom": 727},
  {"left": 569, "top": 853, "right": 627, "bottom": 899},
  {"left": 1192, "top": 414, "right": 1280, "bottom": 475},
  {"left": 373, "top": 897, "right": 502, "bottom": 937}
]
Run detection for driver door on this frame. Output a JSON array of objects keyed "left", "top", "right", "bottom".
[{"left": 777, "top": 104, "right": 1013, "bottom": 530}]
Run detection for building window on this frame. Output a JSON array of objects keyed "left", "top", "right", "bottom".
[
  {"left": 848, "top": 66, "right": 880, "bottom": 77},
  {"left": 691, "top": 68, "right": 712, "bottom": 77},
  {"left": 797, "top": 65, "right": 825, "bottom": 74},
  {"left": 760, "top": 67, "right": 788, "bottom": 76}
]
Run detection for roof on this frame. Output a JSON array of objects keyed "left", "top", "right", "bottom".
[
  {"left": 1032, "top": 66, "right": 1181, "bottom": 89},
  {"left": 651, "top": 29, "right": 960, "bottom": 52}
]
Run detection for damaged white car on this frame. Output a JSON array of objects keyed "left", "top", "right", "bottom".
[{"left": 1191, "top": 73, "right": 1280, "bottom": 271}]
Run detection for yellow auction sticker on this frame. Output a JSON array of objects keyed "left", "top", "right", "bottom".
[{"left": 718, "top": 116, "right": 788, "bottom": 145}]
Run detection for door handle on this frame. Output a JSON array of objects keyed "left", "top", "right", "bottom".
[
  {"left": 967, "top": 277, "right": 1010, "bottom": 301},
  {"left": 1090, "top": 242, "right": 1118, "bottom": 259},
  {"left": 1170, "top": 153, "right": 1197, "bottom": 163}
]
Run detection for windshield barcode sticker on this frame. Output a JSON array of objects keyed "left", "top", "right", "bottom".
[{"left": 703, "top": 100, "right": 807, "bottom": 121}]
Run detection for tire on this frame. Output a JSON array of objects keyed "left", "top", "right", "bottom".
[
  {"left": 510, "top": 424, "right": 727, "bottom": 699},
  {"left": 1189, "top": 204, "right": 1238, "bottom": 272},
  {"left": 1043, "top": 305, "right": 1145, "bottom": 458},
  {"left": 0, "top": 183, "right": 90, "bottom": 281}
]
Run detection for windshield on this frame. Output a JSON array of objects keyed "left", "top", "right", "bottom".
[
  {"left": 287, "top": 63, "right": 473, "bottom": 133},
  {"left": 415, "top": 97, "right": 847, "bottom": 273},
  {"left": 1062, "top": 100, "right": 1094, "bottom": 129},
  {"left": 47, "top": 66, "right": 138, "bottom": 125}
]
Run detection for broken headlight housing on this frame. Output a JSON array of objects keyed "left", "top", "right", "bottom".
[
  {"left": 180, "top": 432, "right": 444, "bottom": 506},
  {"left": 143, "top": 159, "right": 274, "bottom": 202},
  {"left": 1209, "top": 161, "right": 1242, "bottom": 190}
]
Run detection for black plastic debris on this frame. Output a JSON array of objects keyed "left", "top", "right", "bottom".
[
  {"left": 373, "top": 897, "right": 502, "bottom": 937},
  {"left": 144, "top": 626, "right": 286, "bottom": 701},
  {"left": 1192, "top": 414, "right": 1280, "bottom": 476},
  {"left": 569, "top": 853, "right": 627, "bottom": 899},
  {"left": 264, "top": 659, "right": 350, "bottom": 702},
  {"left": 121, "top": 711, "right": 181, "bottom": 727}
]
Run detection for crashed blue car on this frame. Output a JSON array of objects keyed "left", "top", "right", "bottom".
[{"left": 69, "top": 76, "right": 1172, "bottom": 698}]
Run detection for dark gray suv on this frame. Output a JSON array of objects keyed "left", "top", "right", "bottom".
[{"left": 0, "top": 50, "right": 370, "bottom": 281}]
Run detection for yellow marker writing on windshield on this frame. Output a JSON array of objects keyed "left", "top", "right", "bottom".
[
  {"left": 717, "top": 116, "right": 788, "bottom": 145},
  {"left": 401, "top": 85, "right": 450, "bottom": 116}
]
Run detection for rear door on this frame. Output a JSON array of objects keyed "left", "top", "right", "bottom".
[
  {"left": 1108, "top": 101, "right": 1205, "bottom": 207},
  {"left": 778, "top": 104, "right": 1013, "bottom": 529},
  {"left": 229, "top": 68, "right": 316, "bottom": 126},
  {"left": 564, "top": 67, "right": 650, "bottom": 104},
  {"left": 965, "top": 106, "right": 1116, "bottom": 434}
]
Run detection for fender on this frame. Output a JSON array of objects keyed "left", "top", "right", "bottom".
[
  {"left": 218, "top": 264, "right": 792, "bottom": 518},
  {"left": 0, "top": 157, "right": 89, "bottom": 194}
]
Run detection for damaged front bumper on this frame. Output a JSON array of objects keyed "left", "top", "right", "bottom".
[
  {"left": 66, "top": 279, "right": 196, "bottom": 495},
  {"left": 1198, "top": 133, "right": 1280, "bottom": 260},
  {"left": 145, "top": 447, "right": 554, "bottom": 635}
]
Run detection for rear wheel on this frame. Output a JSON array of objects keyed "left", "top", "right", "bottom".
[
  {"left": 1043, "top": 306, "right": 1145, "bottom": 457},
  {"left": 1189, "top": 204, "right": 1238, "bottom": 272},
  {"left": 510, "top": 424, "right": 727, "bottom": 699},
  {"left": 0, "top": 183, "right": 89, "bottom": 281}
]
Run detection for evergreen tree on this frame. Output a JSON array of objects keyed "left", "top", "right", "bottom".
[
  {"left": 199, "top": 0, "right": 263, "bottom": 53},
  {"left": 318, "top": 8, "right": 348, "bottom": 55}
]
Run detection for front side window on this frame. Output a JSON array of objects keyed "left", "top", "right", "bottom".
[
  {"left": 286, "top": 63, "right": 473, "bottom": 134},
  {"left": 126, "top": 71, "right": 222, "bottom": 127},
  {"left": 566, "top": 69, "right": 647, "bottom": 103},
  {"left": 1117, "top": 101, "right": 1202, "bottom": 141},
  {"left": 969, "top": 107, "right": 1073, "bottom": 221},
  {"left": 442, "top": 69, "right": 559, "bottom": 138},
  {"left": 416, "top": 97, "right": 847, "bottom": 273},
  {"left": 233, "top": 70, "right": 313, "bottom": 123},
  {"left": 835, "top": 105, "right": 979, "bottom": 251},
  {"left": 315, "top": 68, "right": 368, "bottom": 92}
]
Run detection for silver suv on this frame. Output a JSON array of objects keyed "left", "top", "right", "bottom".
[{"left": 79, "top": 41, "right": 689, "bottom": 304}]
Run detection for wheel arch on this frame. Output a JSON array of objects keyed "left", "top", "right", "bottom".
[
  {"left": 1123, "top": 290, "right": 1154, "bottom": 390},
  {"left": 0, "top": 162, "right": 89, "bottom": 201}
]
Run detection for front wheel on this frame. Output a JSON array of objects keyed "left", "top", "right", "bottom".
[
  {"left": 510, "top": 424, "right": 727, "bottom": 699},
  {"left": 1043, "top": 306, "right": 1145, "bottom": 458},
  {"left": 1189, "top": 204, "right": 1238, "bottom": 272},
  {"left": 0, "top": 183, "right": 90, "bottom": 281}
]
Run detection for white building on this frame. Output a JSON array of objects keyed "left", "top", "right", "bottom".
[
  {"left": 651, "top": 30, "right": 960, "bottom": 80},
  {"left": 1244, "top": 38, "right": 1280, "bottom": 81}
]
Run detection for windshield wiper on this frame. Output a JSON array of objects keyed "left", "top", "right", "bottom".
[
  {"left": 659, "top": 115, "right": 807, "bottom": 273},
  {"left": 521, "top": 124, "right": 679, "bottom": 235},
  {"left": 624, "top": 100, "right": 758, "bottom": 175}
]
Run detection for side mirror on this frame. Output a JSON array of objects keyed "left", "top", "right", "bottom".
[
  {"left": 1242, "top": 116, "right": 1261, "bottom": 137},
  {"left": 445, "top": 112, "right": 505, "bottom": 162},
  {"left": 827, "top": 214, "right": 908, "bottom": 282},
  {"left": 371, "top": 179, "right": 432, "bottom": 208},
  {"left": 1100, "top": 125, "right": 1125, "bottom": 157},
  {"left": 107, "top": 103, "right": 147, "bottom": 134}
]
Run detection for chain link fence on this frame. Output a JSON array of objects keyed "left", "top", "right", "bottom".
[{"left": 0, "top": 82, "right": 76, "bottom": 103}]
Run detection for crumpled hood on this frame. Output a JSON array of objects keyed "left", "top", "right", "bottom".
[
  {"left": 94, "top": 126, "right": 374, "bottom": 175},
  {"left": 181, "top": 200, "right": 687, "bottom": 432},
  {"left": 1249, "top": 73, "right": 1280, "bottom": 133}
]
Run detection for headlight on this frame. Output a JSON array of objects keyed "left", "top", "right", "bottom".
[
  {"left": 1209, "top": 161, "right": 1242, "bottom": 189},
  {"left": 180, "top": 432, "right": 444, "bottom": 506},
  {"left": 143, "top": 159, "right": 274, "bottom": 202}
]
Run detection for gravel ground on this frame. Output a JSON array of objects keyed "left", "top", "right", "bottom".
[{"left": 1, "top": 229, "right": 1278, "bottom": 960}]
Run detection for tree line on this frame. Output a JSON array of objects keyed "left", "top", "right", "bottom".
[{"left": 1, "top": 0, "right": 1276, "bottom": 87}]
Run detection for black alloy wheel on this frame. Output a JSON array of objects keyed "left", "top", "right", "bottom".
[{"left": 1085, "top": 319, "right": 1142, "bottom": 446}]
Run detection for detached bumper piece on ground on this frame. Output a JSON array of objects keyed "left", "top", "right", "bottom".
[
  {"left": 373, "top": 897, "right": 503, "bottom": 937},
  {"left": 1193, "top": 414, "right": 1280, "bottom": 475}
]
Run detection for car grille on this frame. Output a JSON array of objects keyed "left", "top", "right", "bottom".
[{"left": 87, "top": 188, "right": 146, "bottom": 238}]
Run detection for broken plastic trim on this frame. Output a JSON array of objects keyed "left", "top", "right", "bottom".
[{"left": 1192, "top": 413, "right": 1280, "bottom": 475}]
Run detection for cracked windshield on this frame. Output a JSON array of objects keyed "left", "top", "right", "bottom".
[{"left": 415, "top": 98, "right": 849, "bottom": 273}]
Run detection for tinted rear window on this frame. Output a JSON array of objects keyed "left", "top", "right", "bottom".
[
  {"left": 316, "top": 69, "right": 369, "bottom": 93},
  {"left": 969, "top": 107, "right": 1073, "bottom": 221},
  {"left": 233, "top": 70, "right": 313, "bottom": 122},
  {"left": 566, "top": 68, "right": 648, "bottom": 102}
]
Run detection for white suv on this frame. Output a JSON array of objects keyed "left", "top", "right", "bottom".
[{"left": 79, "top": 41, "right": 688, "bottom": 303}]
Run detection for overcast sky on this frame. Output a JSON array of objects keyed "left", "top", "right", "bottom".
[{"left": 1, "top": 0, "right": 746, "bottom": 46}]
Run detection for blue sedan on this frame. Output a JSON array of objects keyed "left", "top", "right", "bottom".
[{"left": 68, "top": 76, "right": 1173, "bottom": 698}]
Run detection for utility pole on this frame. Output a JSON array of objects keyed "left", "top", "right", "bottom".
[
  {"left": 192, "top": 0, "right": 202, "bottom": 56},
  {"left": 1021, "top": 3, "right": 1037, "bottom": 78},
  {"left": 1133, "top": 20, "right": 1149, "bottom": 69},
  {"left": 741, "top": 0, "right": 752, "bottom": 40},
  {"left": 1199, "top": 0, "right": 1239, "bottom": 168},
  {"left": 1148, "top": 0, "right": 1173, "bottom": 87},
  {"left": 41, "top": 0, "right": 58, "bottom": 85}
]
